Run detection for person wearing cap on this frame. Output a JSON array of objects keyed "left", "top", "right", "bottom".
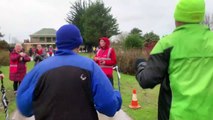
[
  {"left": 16, "top": 24, "right": 122, "bottom": 120},
  {"left": 135, "top": 0, "right": 213, "bottom": 120},
  {"left": 94, "top": 37, "right": 117, "bottom": 86}
]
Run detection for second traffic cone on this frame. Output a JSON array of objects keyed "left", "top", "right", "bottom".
[{"left": 129, "top": 89, "right": 141, "bottom": 109}]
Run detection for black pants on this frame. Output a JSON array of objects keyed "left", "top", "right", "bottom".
[
  {"left": 13, "top": 81, "right": 21, "bottom": 91},
  {"left": 108, "top": 77, "right": 114, "bottom": 87}
]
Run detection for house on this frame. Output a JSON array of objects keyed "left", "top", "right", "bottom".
[{"left": 23, "top": 28, "right": 56, "bottom": 51}]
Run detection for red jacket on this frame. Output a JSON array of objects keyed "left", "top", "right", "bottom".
[
  {"left": 94, "top": 37, "right": 117, "bottom": 78},
  {"left": 9, "top": 50, "right": 31, "bottom": 81}
]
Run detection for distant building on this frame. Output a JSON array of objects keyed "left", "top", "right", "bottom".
[
  {"left": 30, "top": 28, "right": 56, "bottom": 43},
  {"left": 23, "top": 28, "right": 56, "bottom": 51}
]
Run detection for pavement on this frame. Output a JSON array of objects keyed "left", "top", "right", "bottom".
[{"left": 11, "top": 109, "right": 132, "bottom": 120}]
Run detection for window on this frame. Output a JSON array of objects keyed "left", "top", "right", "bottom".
[
  {"left": 40, "top": 37, "right": 45, "bottom": 42},
  {"left": 46, "top": 37, "right": 52, "bottom": 42},
  {"left": 52, "top": 37, "right": 56, "bottom": 42}
]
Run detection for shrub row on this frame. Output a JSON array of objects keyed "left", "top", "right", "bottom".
[
  {"left": 115, "top": 48, "right": 147, "bottom": 75},
  {"left": 0, "top": 50, "right": 9, "bottom": 66}
]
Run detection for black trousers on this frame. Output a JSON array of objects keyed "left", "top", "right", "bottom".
[{"left": 13, "top": 81, "right": 21, "bottom": 91}]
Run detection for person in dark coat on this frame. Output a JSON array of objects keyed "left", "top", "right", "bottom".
[
  {"left": 28, "top": 48, "right": 33, "bottom": 57},
  {"left": 9, "top": 43, "right": 31, "bottom": 93},
  {"left": 34, "top": 44, "right": 47, "bottom": 66}
]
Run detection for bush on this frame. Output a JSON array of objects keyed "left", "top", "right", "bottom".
[
  {"left": 0, "top": 40, "right": 9, "bottom": 50},
  {"left": 143, "top": 32, "right": 160, "bottom": 43},
  {"left": 116, "top": 48, "right": 147, "bottom": 75},
  {"left": 124, "top": 34, "right": 144, "bottom": 49},
  {"left": 0, "top": 50, "right": 9, "bottom": 66}
]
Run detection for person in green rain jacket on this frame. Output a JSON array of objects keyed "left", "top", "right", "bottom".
[{"left": 136, "top": 0, "right": 213, "bottom": 120}]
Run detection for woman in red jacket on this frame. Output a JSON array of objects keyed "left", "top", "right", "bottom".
[
  {"left": 94, "top": 37, "right": 117, "bottom": 86},
  {"left": 9, "top": 44, "right": 30, "bottom": 94}
]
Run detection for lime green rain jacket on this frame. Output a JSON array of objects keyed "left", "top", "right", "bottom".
[{"left": 136, "top": 24, "right": 213, "bottom": 120}]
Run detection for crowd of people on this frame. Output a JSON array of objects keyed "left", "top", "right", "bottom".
[
  {"left": 5, "top": 44, "right": 56, "bottom": 94},
  {"left": 16, "top": 24, "right": 121, "bottom": 120},
  {"left": 0, "top": 0, "right": 213, "bottom": 120}
]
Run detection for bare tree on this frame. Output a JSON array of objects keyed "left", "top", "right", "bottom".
[
  {"left": 0, "top": 27, "right": 4, "bottom": 40},
  {"left": 202, "top": 14, "right": 213, "bottom": 30}
]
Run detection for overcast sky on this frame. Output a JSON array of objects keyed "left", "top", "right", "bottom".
[{"left": 0, "top": 0, "right": 213, "bottom": 43}]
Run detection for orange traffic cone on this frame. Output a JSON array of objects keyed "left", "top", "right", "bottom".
[{"left": 129, "top": 89, "right": 141, "bottom": 109}]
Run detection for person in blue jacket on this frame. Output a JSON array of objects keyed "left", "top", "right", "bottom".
[{"left": 16, "top": 24, "right": 122, "bottom": 120}]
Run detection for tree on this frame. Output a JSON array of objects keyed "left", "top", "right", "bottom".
[
  {"left": 0, "top": 32, "right": 3, "bottom": 38},
  {"left": 66, "top": 0, "right": 90, "bottom": 37},
  {"left": 66, "top": 0, "right": 119, "bottom": 48},
  {"left": 130, "top": 28, "right": 142, "bottom": 36},
  {"left": 143, "top": 31, "right": 160, "bottom": 43},
  {"left": 124, "top": 34, "right": 143, "bottom": 49},
  {"left": 202, "top": 14, "right": 213, "bottom": 30},
  {"left": 0, "top": 40, "right": 9, "bottom": 50},
  {"left": 0, "top": 29, "right": 4, "bottom": 40},
  {"left": 82, "top": 1, "right": 119, "bottom": 46}
]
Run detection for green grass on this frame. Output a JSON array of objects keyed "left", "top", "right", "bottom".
[
  {"left": 79, "top": 52, "right": 95, "bottom": 58},
  {"left": 0, "top": 54, "right": 159, "bottom": 120},
  {"left": 113, "top": 72, "right": 159, "bottom": 120},
  {"left": 0, "top": 61, "right": 34, "bottom": 119}
]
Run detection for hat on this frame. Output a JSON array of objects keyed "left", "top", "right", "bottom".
[
  {"left": 174, "top": 0, "right": 205, "bottom": 23},
  {"left": 56, "top": 24, "right": 83, "bottom": 50}
]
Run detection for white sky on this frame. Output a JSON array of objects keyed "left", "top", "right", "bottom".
[{"left": 0, "top": 0, "right": 213, "bottom": 43}]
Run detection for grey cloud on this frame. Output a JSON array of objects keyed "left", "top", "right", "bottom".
[{"left": 0, "top": 0, "right": 213, "bottom": 42}]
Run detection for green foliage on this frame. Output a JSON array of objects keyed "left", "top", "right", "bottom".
[
  {"left": 0, "top": 50, "right": 9, "bottom": 66},
  {"left": 82, "top": 1, "right": 119, "bottom": 46},
  {"left": 143, "top": 32, "right": 160, "bottom": 43},
  {"left": 66, "top": 0, "right": 119, "bottom": 46},
  {"left": 130, "top": 28, "right": 142, "bottom": 36},
  {"left": 66, "top": 0, "right": 89, "bottom": 36},
  {"left": 0, "top": 40, "right": 9, "bottom": 50},
  {"left": 124, "top": 34, "right": 144, "bottom": 49}
]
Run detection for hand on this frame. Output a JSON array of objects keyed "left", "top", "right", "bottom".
[
  {"left": 19, "top": 52, "right": 26, "bottom": 57},
  {"left": 100, "top": 60, "right": 105, "bottom": 65},
  {"left": 19, "top": 57, "right": 23, "bottom": 61},
  {"left": 94, "top": 57, "right": 100, "bottom": 61},
  {"left": 0, "top": 74, "right": 4, "bottom": 79}
]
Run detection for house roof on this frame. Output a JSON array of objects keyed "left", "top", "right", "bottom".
[{"left": 30, "top": 28, "right": 56, "bottom": 37}]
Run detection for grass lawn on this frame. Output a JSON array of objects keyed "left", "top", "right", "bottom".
[{"left": 0, "top": 53, "right": 159, "bottom": 120}]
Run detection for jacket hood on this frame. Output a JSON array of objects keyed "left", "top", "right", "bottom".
[{"left": 99, "top": 37, "right": 110, "bottom": 49}]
